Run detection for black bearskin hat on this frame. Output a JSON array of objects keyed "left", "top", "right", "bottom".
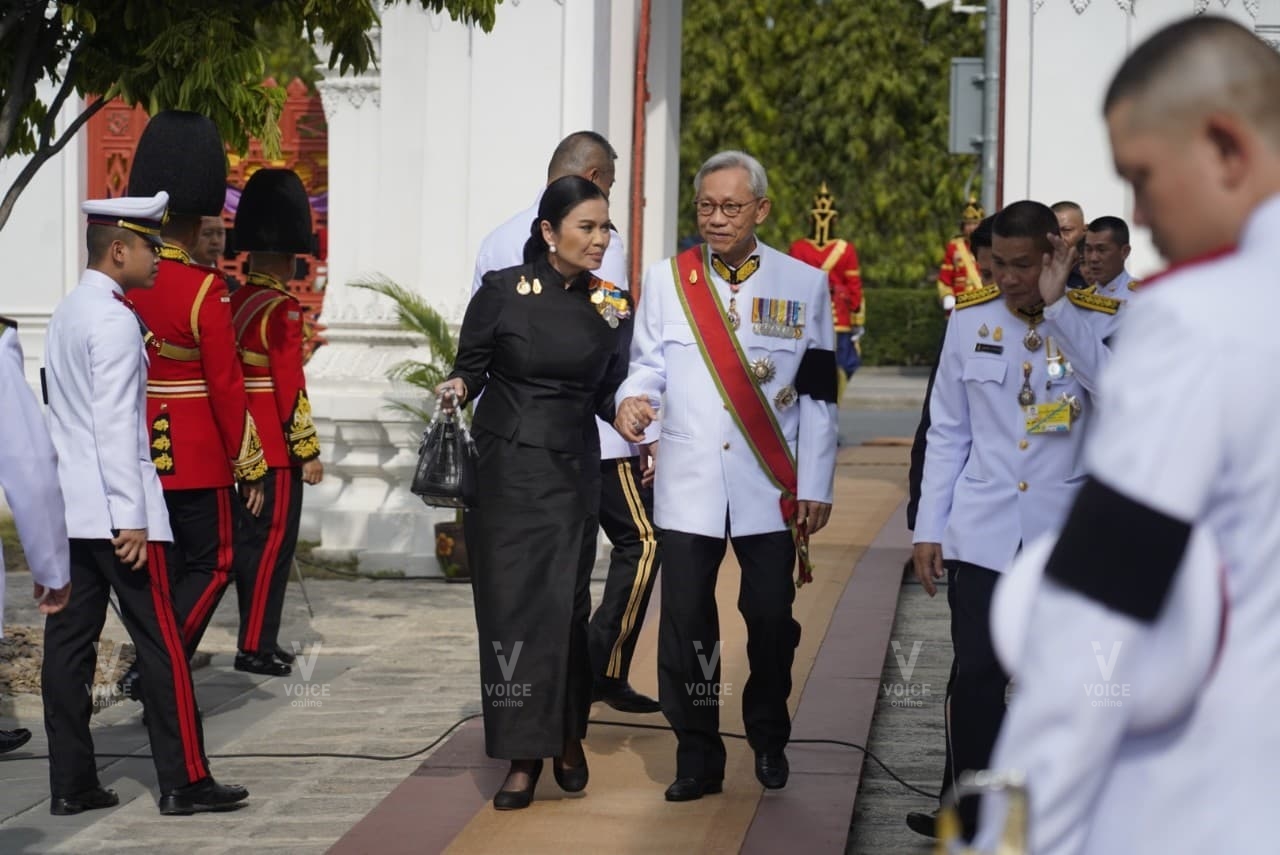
[
  {"left": 127, "top": 111, "right": 227, "bottom": 217},
  {"left": 234, "top": 168, "right": 313, "bottom": 254}
]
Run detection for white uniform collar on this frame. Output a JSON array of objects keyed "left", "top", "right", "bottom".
[
  {"left": 80, "top": 268, "right": 124, "bottom": 296},
  {"left": 1241, "top": 193, "right": 1280, "bottom": 252},
  {"left": 1098, "top": 269, "right": 1132, "bottom": 295}
]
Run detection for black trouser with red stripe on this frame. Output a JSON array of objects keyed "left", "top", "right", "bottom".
[
  {"left": 234, "top": 466, "right": 302, "bottom": 654},
  {"left": 588, "top": 456, "right": 661, "bottom": 684},
  {"left": 42, "top": 540, "right": 209, "bottom": 794},
  {"left": 164, "top": 486, "right": 237, "bottom": 656}
]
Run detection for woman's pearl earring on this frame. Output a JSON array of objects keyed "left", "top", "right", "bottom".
[{"left": 549, "top": 244, "right": 557, "bottom": 253}]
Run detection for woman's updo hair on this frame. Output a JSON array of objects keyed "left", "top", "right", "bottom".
[{"left": 522, "top": 175, "right": 608, "bottom": 264}]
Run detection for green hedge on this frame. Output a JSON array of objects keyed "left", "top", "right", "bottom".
[{"left": 860, "top": 288, "right": 945, "bottom": 367}]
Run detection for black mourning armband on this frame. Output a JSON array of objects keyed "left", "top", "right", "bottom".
[
  {"left": 1045, "top": 477, "right": 1192, "bottom": 623},
  {"left": 795, "top": 348, "right": 838, "bottom": 403}
]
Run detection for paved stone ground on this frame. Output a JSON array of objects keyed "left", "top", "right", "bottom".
[{"left": 845, "top": 572, "right": 953, "bottom": 854}]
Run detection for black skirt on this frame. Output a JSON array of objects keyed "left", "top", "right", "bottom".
[{"left": 464, "top": 427, "right": 600, "bottom": 758}]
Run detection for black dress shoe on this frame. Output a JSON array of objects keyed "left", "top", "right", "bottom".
[
  {"left": 271, "top": 644, "right": 296, "bottom": 665},
  {"left": 493, "top": 760, "right": 543, "bottom": 811},
  {"left": 158, "top": 778, "right": 249, "bottom": 815},
  {"left": 663, "top": 777, "right": 723, "bottom": 802},
  {"left": 593, "top": 679, "right": 661, "bottom": 714},
  {"left": 906, "top": 809, "right": 939, "bottom": 839},
  {"left": 553, "top": 755, "right": 589, "bottom": 793},
  {"left": 754, "top": 750, "right": 789, "bottom": 789},
  {"left": 0, "top": 728, "right": 31, "bottom": 754},
  {"left": 50, "top": 786, "right": 119, "bottom": 815},
  {"left": 117, "top": 667, "right": 143, "bottom": 701},
  {"left": 234, "top": 651, "right": 291, "bottom": 676}
]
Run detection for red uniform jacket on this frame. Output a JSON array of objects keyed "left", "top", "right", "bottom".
[
  {"left": 788, "top": 238, "right": 863, "bottom": 331},
  {"left": 128, "top": 246, "right": 267, "bottom": 489},
  {"left": 936, "top": 236, "right": 983, "bottom": 306},
  {"left": 230, "top": 273, "right": 320, "bottom": 469}
]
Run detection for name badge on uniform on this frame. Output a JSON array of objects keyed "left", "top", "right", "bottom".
[
  {"left": 751, "top": 297, "right": 805, "bottom": 339},
  {"left": 1023, "top": 401, "right": 1072, "bottom": 434},
  {"left": 975, "top": 343, "right": 1003, "bottom": 355}
]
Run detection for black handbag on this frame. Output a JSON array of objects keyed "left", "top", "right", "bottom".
[{"left": 410, "top": 391, "right": 478, "bottom": 509}]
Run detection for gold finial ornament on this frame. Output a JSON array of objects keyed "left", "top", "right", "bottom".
[
  {"left": 808, "top": 182, "right": 839, "bottom": 246},
  {"left": 962, "top": 196, "right": 985, "bottom": 224},
  {"left": 934, "top": 771, "right": 1029, "bottom": 855}
]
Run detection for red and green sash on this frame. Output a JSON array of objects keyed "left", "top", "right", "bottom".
[{"left": 672, "top": 245, "right": 814, "bottom": 587}]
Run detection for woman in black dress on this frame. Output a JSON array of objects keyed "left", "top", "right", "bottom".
[{"left": 436, "top": 176, "right": 631, "bottom": 809}]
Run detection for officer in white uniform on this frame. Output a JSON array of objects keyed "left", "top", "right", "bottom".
[
  {"left": 41, "top": 192, "right": 248, "bottom": 816},
  {"left": 974, "top": 18, "right": 1280, "bottom": 854},
  {"left": 615, "top": 150, "right": 838, "bottom": 802},
  {"left": 473, "top": 131, "right": 661, "bottom": 714},
  {"left": 1081, "top": 215, "right": 1137, "bottom": 347},
  {"left": 912, "top": 200, "right": 1115, "bottom": 836},
  {"left": 0, "top": 318, "right": 71, "bottom": 754}
]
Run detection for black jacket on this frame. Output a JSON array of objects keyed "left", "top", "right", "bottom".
[{"left": 449, "top": 258, "right": 630, "bottom": 455}]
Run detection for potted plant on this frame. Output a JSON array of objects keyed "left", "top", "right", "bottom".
[{"left": 348, "top": 276, "right": 471, "bottom": 581}]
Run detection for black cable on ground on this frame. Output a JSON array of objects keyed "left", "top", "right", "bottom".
[
  {"left": 292, "top": 556, "right": 461, "bottom": 582},
  {"left": 0, "top": 713, "right": 939, "bottom": 801}
]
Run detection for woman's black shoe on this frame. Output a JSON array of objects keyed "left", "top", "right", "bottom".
[
  {"left": 553, "top": 755, "right": 589, "bottom": 793},
  {"left": 493, "top": 759, "right": 543, "bottom": 810}
]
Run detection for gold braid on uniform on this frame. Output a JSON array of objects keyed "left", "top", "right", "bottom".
[
  {"left": 150, "top": 414, "right": 175, "bottom": 474},
  {"left": 954, "top": 284, "right": 1000, "bottom": 310},
  {"left": 1066, "top": 289, "right": 1121, "bottom": 315},
  {"left": 285, "top": 389, "right": 320, "bottom": 462},
  {"left": 159, "top": 244, "right": 192, "bottom": 265},
  {"left": 247, "top": 271, "right": 291, "bottom": 293},
  {"left": 235, "top": 411, "right": 269, "bottom": 482}
]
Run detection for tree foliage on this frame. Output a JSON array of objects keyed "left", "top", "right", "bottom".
[
  {"left": 0, "top": 0, "right": 502, "bottom": 230},
  {"left": 680, "top": 0, "right": 984, "bottom": 288}
]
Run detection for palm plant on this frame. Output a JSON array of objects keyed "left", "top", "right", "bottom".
[{"left": 347, "top": 275, "right": 457, "bottom": 424}]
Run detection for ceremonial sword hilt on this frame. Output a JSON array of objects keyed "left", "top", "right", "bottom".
[{"left": 934, "top": 770, "right": 1030, "bottom": 855}]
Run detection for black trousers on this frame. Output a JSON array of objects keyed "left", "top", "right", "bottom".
[
  {"left": 42, "top": 540, "right": 209, "bottom": 794},
  {"left": 947, "top": 560, "right": 1008, "bottom": 830},
  {"left": 588, "top": 457, "right": 660, "bottom": 683},
  {"left": 234, "top": 466, "right": 302, "bottom": 654},
  {"left": 165, "top": 486, "right": 237, "bottom": 656},
  {"left": 657, "top": 527, "right": 799, "bottom": 781}
]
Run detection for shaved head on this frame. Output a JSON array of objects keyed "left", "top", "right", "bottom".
[
  {"left": 1105, "top": 17, "right": 1280, "bottom": 141},
  {"left": 547, "top": 131, "right": 617, "bottom": 196},
  {"left": 1105, "top": 17, "right": 1280, "bottom": 263}
]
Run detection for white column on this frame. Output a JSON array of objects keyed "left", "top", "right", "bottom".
[{"left": 641, "top": 0, "right": 683, "bottom": 269}]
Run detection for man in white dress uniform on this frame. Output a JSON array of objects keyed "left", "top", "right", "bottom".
[
  {"left": 912, "top": 199, "right": 1116, "bottom": 836},
  {"left": 41, "top": 192, "right": 248, "bottom": 816},
  {"left": 615, "top": 150, "right": 838, "bottom": 801},
  {"left": 975, "top": 17, "right": 1280, "bottom": 853},
  {"left": 0, "top": 317, "right": 71, "bottom": 754}
]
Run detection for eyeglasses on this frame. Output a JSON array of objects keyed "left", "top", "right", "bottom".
[{"left": 694, "top": 198, "right": 761, "bottom": 218}]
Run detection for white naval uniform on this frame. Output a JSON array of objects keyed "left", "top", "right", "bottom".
[
  {"left": 616, "top": 242, "right": 838, "bottom": 537},
  {"left": 44, "top": 270, "right": 172, "bottom": 541},
  {"left": 471, "top": 191, "right": 638, "bottom": 459},
  {"left": 1092, "top": 268, "right": 1135, "bottom": 301},
  {"left": 913, "top": 290, "right": 1113, "bottom": 571},
  {"left": 0, "top": 324, "right": 70, "bottom": 637},
  {"left": 978, "top": 196, "right": 1280, "bottom": 855}
]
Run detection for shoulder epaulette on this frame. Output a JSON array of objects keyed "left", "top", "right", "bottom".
[
  {"left": 1067, "top": 288, "right": 1121, "bottom": 315},
  {"left": 954, "top": 284, "right": 1000, "bottom": 310}
]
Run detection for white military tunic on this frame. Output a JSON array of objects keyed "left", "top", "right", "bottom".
[
  {"left": 979, "top": 195, "right": 1280, "bottom": 854},
  {"left": 472, "top": 191, "right": 638, "bottom": 459},
  {"left": 0, "top": 323, "right": 70, "bottom": 637},
  {"left": 914, "top": 288, "right": 1113, "bottom": 571},
  {"left": 44, "top": 270, "right": 172, "bottom": 541},
  {"left": 617, "top": 242, "right": 838, "bottom": 537}
]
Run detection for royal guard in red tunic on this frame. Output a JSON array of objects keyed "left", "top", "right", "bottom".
[
  {"left": 788, "top": 183, "right": 864, "bottom": 400},
  {"left": 936, "top": 198, "right": 986, "bottom": 312},
  {"left": 230, "top": 168, "right": 324, "bottom": 676},
  {"left": 116, "top": 112, "right": 268, "bottom": 701}
]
